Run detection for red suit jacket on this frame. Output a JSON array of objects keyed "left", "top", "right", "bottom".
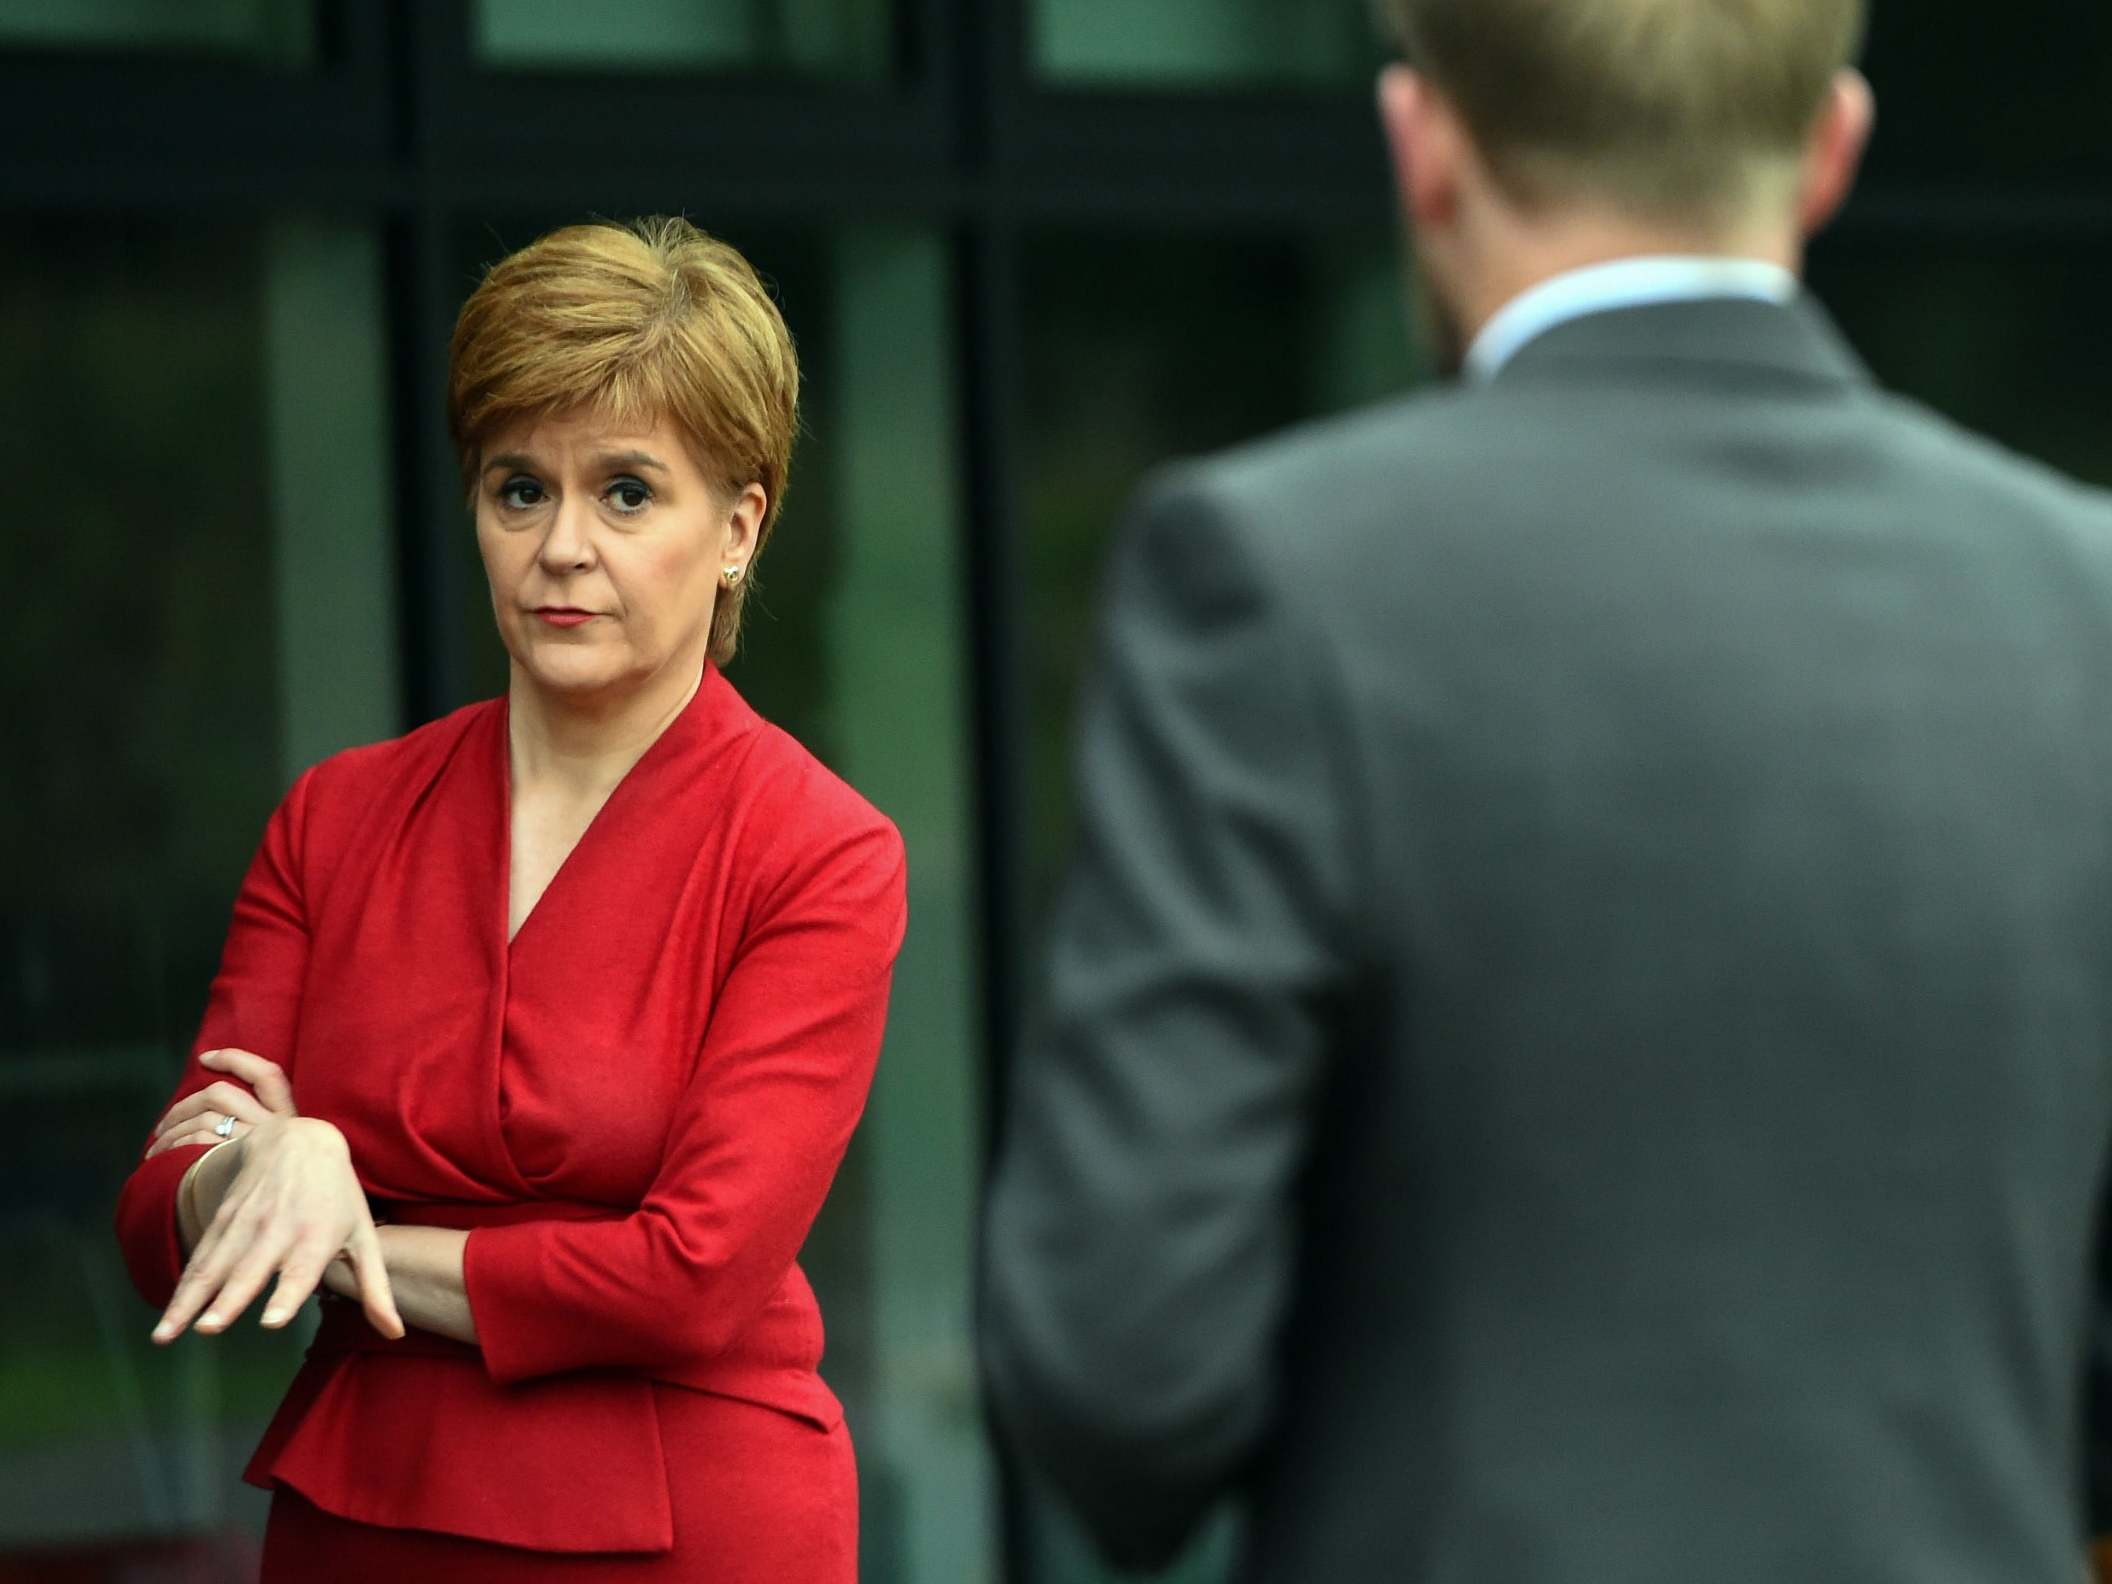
[{"left": 113, "top": 668, "right": 906, "bottom": 1555}]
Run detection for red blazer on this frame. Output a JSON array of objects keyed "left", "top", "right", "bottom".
[{"left": 113, "top": 668, "right": 906, "bottom": 1555}]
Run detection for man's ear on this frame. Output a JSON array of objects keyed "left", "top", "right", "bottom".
[
  {"left": 1378, "top": 65, "right": 1462, "bottom": 232},
  {"left": 1797, "top": 67, "right": 1875, "bottom": 240}
]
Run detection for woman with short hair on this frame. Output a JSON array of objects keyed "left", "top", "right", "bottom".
[{"left": 116, "top": 216, "right": 899, "bottom": 1582}]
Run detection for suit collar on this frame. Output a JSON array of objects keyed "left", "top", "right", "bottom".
[
  {"left": 1490, "top": 294, "right": 1872, "bottom": 392},
  {"left": 1466, "top": 256, "right": 1801, "bottom": 380}
]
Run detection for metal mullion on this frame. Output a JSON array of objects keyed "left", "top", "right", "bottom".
[
  {"left": 956, "top": 222, "right": 1035, "bottom": 1584},
  {"left": 900, "top": 0, "right": 950, "bottom": 123},
  {"left": 408, "top": 161, "right": 974, "bottom": 224},
  {"left": 950, "top": 0, "right": 1039, "bottom": 1577},
  {"left": 999, "top": 84, "right": 2112, "bottom": 243},
  {"left": 954, "top": 0, "right": 1029, "bottom": 1130},
  {"left": 1003, "top": 165, "right": 1391, "bottom": 232},
  {"left": 435, "top": 77, "right": 938, "bottom": 156},
  {"left": 387, "top": 0, "right": 475, "bottom": 725},
  {"left": 1833, "top": 189, "right": 2112, "bottom": 240},
  {"left": 955, "top": 216, "right": 1030, "bottom": 1146},
  {"left": 949, "top": 0, "right": 1027, "bottom": 1176},
  {"left": 0, "top": 160, "right": 411, "bottom": 212},
  {"left": 383, "top": 207, "right": 474, "bottom": 728},
  {"left": 1011, "top": 88, "right": 1389, "bottom": 218},
  {"left": 414, "top": 0, "right": 953, "bottom": 189},
  {"left": 0, "top": 0, "right": 393, "bottom": 173}
]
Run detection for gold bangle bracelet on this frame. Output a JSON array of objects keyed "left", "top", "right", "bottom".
[{"left": 178, "top": 1137, "right": 240, "bottom": 1240}]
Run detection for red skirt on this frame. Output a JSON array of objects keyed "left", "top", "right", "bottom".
[{"left": 259, "top": 1384, "right": 857, "bottom": 1582}]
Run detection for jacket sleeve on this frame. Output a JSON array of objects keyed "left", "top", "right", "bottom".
[
  {"left": 979, "top": 469, "right": 1358, "bottom": 1571},
  {"left": 462, "top": 814, "right": 907, "bottom": 1385},
  {"left": 113, "top": 767, "right": 317, "bottom": 1309},
  {"left": 2087, "top": 1197, "right": 2112, "bottom": 1541}
]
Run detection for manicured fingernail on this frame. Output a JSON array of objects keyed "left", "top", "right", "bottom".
[
  {"left": 262, "top": 1308, "right": 286, "bottom": 1326},
  {"left": 199, "top": 1312, "right": 222, "bottom": 1329},
  {"left": 152, "top": 1323, "right": 173, "bottom": 1341}
]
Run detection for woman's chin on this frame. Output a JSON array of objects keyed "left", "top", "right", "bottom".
[{"left": 513, "top": 645, "right": 636, "bottom": 699}]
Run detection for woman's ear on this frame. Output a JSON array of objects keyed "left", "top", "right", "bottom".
[{"left": 720, "top": 482, "right": 769, "bottom": 577}]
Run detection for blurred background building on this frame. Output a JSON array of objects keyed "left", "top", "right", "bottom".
[{"left": 2, "top": 1, "right": 2109, "bottom": 1581}]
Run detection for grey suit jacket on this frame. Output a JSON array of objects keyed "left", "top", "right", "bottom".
[{"left": 981, "top": 296, "right": 2112, "bottom": 1582}]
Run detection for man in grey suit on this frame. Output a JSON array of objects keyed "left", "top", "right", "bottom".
[{"left": 980, "top": 1, "right": 2112, "bottom": 1579}]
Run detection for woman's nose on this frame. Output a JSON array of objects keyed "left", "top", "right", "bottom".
[{"left": 537, "top": 498, "right": 597, "bottom": 571}]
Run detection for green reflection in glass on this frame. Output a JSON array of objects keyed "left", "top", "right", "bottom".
[
  {"left": 475, "top": 0, "right": 892, "bottom": 79},
  {"left": 0, "top": 216, "right": 392, "bottom": 1548},
  {"left": 1015, "top": 228, "right": 1419, "bottom": 1581},
  {"left": 1022, "top": 230, "right": 1420, "bottom": 945},
  {"left": 1856, "top": 4, "right": 2112, "bottom": 188},
  {"left": 820, "top": 227, "right": 991, "bottom": 1584},
  {"left": 728, "top": 224, "right": 994, "bottom": 1584},
  {"left": 1032, "top": 0, "right": 1379, "bottom": 88},
  {"left": 686, "top": 225, "right": 995, "bottom": 1584},
  {"left": 0, "top": 0, "right": 311, "bottom": 63},
  {"left": 1810, "top": 241, "right": 2112, "bottom": 489}
]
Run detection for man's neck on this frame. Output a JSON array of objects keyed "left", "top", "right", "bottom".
[{"left": 1454, "top": 216, "right": 1801, "bottom": 353}]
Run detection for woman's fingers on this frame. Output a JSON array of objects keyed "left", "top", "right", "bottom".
[
  {"left": 146, "top": 1053, "right": 297, "bottom": 1159},
  {"left": 199, "top": 1049, "right": 295, "bottom": 1115},
  {"left": 259, "top": 1231, "right": 342, "bottom": 1329},
  {"left": 192, "top": 1219, "right": 299, "bottom": 1335},
  {"left": 155, "top": 1200, "right": 245, "bottom": 1341},
  {"left": 154, "top": 1273, "right": 206, "bottom": 1342},
  {"left": 151, "top": 1081, "right": 274, "bottom": 1140},
  {"left": 153, "top": 1115, "right": 382, "bottom": 1344},
  {"left": 345, "top": 1224, "right": 405, "bottom": 1339},
  {"left": 146, "top": 1121, "right": 242, "bottom": 1158}
]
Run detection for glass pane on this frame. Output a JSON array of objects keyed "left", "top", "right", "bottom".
[
  {"left": 1030, "top": 0, "right": 2110, "bottom": 182},
  {"left": 474, "top": 0, "right": 892, "bottom": 80},
  {"left": 1811, "top": 238, "right": 2112, "bottom": 488},
  {"left": 0, "top": 215, "right": 394, "bottom": 1556},
  {"left": 1031, "top": 0, "right": 1379, "bottom": 89},
  {"left": 0, "top": 0, "right": 312, "bottom": 63},
  {"left": 441, "top": 215, "right": 994, "bottom": 1584},
  {"left": 1021, "top": 230, "right": 1421, "bottom": 938},
  {"left": 1859, "top": 3, "right": 2112, "bottom": 189}
]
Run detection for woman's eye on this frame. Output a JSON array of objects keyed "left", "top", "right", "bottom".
[
  {"left": 607, "top": 479, "right": 652, "bottom": 514},
  {"left": 498, "top": 478, "right": 545, "bottom": 510}
]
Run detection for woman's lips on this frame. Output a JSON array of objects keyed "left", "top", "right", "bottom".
[{"left": 535, "top": 608, "right": 595, "bottom": 628}]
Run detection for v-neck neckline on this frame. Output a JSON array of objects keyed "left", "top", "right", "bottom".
[{"left": 498, "top": 667, "right": 712, "bottom": 955}]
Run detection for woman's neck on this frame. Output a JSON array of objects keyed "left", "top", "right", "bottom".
[{"left": 507, "top": 658, "right": 705, "bottom": 801}]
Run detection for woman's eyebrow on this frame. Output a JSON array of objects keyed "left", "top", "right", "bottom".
[
  {"left": 482, "top": 449, "right": 672, "bottom": 476},
  {"left": 589, "top": 449, "right": 673, "bottom": 476}
]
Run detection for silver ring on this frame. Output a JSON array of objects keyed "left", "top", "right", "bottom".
[{"left": 214, "top": 1113, "right": 237, "bottom": 1139}]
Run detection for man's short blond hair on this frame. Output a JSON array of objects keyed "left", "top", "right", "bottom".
[
  {"left": 1383, "top": 0, "right": 1868, "bottom": 223},
  {"left": 448, "top": 216, "right": 799, "bottom": 666}
]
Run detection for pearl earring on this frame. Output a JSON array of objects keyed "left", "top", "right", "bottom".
[{"left": 722, "top": 565, "right": 744, "bottom": 587}]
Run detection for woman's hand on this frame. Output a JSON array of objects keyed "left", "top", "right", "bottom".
[
  {"left": 318, "top": 1223, "right": 479, "bottom": 1345},
  {"left": 153, "top": 1115, "right": 404, "bottom": 1344},
  {"left": 145, "top": 1049, "right": 296, "bottom": 1157}
]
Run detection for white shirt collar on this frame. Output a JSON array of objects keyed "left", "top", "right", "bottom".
[{"left": 1465, "top": 255, "right": 1801, "bottom": 382}]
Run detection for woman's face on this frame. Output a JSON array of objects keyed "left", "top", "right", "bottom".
[{"left": 474, "top": 408, "right": 764, "bottom": 704}]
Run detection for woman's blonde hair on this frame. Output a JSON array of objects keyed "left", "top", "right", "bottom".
[{"left": 448, "top": 216, "right": 800, "bottom": 666}]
